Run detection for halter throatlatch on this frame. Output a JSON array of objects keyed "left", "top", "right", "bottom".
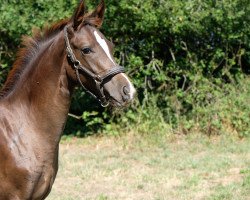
[{"left": 64, "top": 26, "right": 125, "bottom": 107}]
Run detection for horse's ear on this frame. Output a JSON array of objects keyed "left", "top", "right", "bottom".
[
  {"left": 72, "top": 0, "right": 86, "bottom": 30},
  {"left": 88, "top": 0, "right": 105, "bottom": 28}
]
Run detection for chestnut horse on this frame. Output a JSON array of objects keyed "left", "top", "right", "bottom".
[{"left": 0, "top": 0, "right": 135, "bottom": 199}]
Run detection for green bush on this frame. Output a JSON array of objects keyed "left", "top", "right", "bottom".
[{"left": 0, "top": 0, "right": 250, "bottom": 137}]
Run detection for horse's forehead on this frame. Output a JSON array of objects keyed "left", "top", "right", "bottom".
[
  {"left": 78, "top": 26, "right": 103, "bottom": 41},
  {"left": 76, "top": 25, "right": 116, "bottom": 65},
  {"left": 77, "top": 26, "right": 112, "bottom": 50}
]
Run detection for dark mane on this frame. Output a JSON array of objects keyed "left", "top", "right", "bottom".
[{"left": 0, "top": 19, "right": 70, "bottom": 99}]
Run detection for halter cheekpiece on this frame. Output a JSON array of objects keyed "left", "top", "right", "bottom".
[{"left": 64, "top": 26, "right": 125, "bottom": 107}]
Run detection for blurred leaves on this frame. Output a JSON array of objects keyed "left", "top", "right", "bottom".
[{"left": 0, "top": 0, "right": 250, "bottom": 136}]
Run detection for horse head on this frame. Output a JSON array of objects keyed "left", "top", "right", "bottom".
[{"left": 64, "top": 0, "right": 136, "bottom": 107}]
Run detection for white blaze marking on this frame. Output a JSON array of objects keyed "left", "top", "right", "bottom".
[
  {"left": 94, "top": 31, "right": 136, "bottom": 100},
  {"left": 94, "top": 31, "right": 116, "bottom": 65}
]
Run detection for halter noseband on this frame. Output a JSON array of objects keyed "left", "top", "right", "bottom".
[{"left": 64, "top": 26, "right": 125, "bottom": 107}]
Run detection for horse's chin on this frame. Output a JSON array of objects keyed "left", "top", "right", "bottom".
[
  {"left": 107, "top": 96, "right": 124, "bottom": 108},
  {"left": 105, "top": 93, "right": 129, "bottom": 108}
]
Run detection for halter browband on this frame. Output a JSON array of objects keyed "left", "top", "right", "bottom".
[{"left": 64, "top": 26, "right": 125, "bottom": 107}]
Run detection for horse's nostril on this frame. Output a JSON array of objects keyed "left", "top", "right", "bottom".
[
  {"left": 123, "top": 86, "right": 129, "bottom": 96},
  {"left": 122, "top": 86, "right": 130, "bottom": 102}
]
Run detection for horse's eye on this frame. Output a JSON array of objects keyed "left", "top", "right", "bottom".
[{"left": 81, "top": 48, "right": 92, "bottom": 55}]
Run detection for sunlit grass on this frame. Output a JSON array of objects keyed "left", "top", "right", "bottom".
[{"left": 47, "top": 134, "right": 250, "bottom": 200}]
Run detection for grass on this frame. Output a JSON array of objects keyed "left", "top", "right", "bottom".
[{"left": 47, "top": 134, "right": 250, "bottom": 200}]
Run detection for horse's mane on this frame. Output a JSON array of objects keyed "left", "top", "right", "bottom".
[
  {"left": 0, "top": 19, "right": 70, "bottom": 99},
  {"left": 0, "top": 5, "right": 100, "bottom": 100}
]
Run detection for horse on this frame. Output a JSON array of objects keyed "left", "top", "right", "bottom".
[{"left": 0, "top": 0, "right": 135, "bottom": 199}]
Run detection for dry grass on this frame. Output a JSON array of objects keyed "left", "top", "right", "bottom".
[{"left": 47, "top": 134, "right": 250, "bottom": 200}]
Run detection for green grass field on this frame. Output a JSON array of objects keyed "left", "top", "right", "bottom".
[{"left": 47, "top": 134, "right": 250, "bottom": 200}]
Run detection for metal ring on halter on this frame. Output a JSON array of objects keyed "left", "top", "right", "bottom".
[{"left": 64, "top": 26, "right": 125, "bottom": 107}]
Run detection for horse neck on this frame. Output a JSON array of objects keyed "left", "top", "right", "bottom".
[{"left": 5, "top": 31, "right": 73, "bottom": 144}]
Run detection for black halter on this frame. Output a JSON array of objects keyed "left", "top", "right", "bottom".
[{"left": 64, "top": 26, "right": 125, "bottom": 107}]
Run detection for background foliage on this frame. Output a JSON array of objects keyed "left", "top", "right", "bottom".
[{"left": 0, "top": 0, "right": 249, "bottom": 137}]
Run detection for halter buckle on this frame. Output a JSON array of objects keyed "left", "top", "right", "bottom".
[
  {"left": 73, "top": 60, "right": 81, "bottom": 69},
  {"left": 94, "top": 75, "right": 102, "bottom": 83}
]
